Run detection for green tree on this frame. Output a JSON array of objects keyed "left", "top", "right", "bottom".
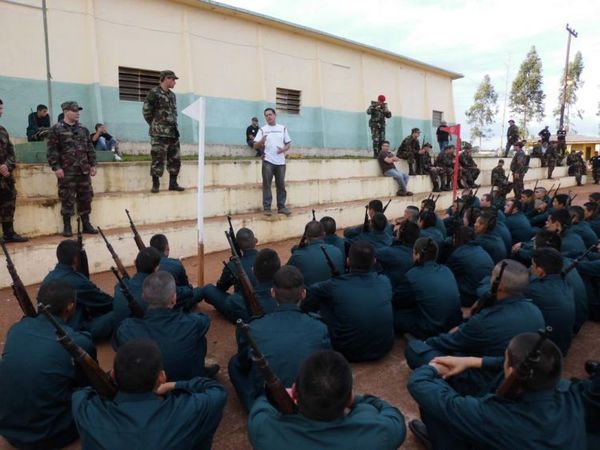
[
  {"left": 509, "top": 46, "right": 545, "bottom": 137},
  {"left": 465, "top": 74, "right": 498, "bottom": 147},
  {"left": 554, "top": 51, "right": 584, "bottom": 130}
]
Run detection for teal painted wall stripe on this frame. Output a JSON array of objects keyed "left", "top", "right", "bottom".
[{"left": 0, "top": 75, "right": 448, "bottom": 151}]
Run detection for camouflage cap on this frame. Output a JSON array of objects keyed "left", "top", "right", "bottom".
[
  {"left": 462, "top": 142, "right": 473, "bottom": 150},
  {"left": 159, "top": 70, "right": 179, "bottom": 80},
  {"left": 61, "top": 101, "right": 82, "bottom": 111}
]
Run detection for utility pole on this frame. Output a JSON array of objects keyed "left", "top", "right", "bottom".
[
  {"left": 42, "top": 0, "right": 54, "bottom": 123},
  {"left": 559, "top": 24, "right": 578, "bottom": 130},
  {"left": 500, "top": 54, "right": 511, "bottom": 150}
]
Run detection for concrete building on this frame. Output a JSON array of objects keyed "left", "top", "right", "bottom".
[{"left": 0, "top": 0, "right": 461, "bottom": 151}]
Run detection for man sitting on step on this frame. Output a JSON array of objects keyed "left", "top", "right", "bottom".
[{"left": 378, "top": 140, "right": 413, "bottom": 196}]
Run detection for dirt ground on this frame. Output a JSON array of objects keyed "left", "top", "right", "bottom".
[{"left": 1, "top": 183, "right": 599, "bottom": 450}]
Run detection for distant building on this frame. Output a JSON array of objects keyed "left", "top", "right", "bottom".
[
  {"left": 0, "top": 0, "right": 461, "bottom": 149},
  {"left": 564, "top": 135, "right": 600, "bottom": 160}
]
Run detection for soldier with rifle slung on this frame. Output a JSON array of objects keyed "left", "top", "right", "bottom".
[
  {"left": 214, "top": 227, "right": 259, "bottom": 293},
  {"left": 0, "top": 280, "right": 98, "bottom": 449}
]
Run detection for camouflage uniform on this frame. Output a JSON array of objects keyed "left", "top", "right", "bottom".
[
  {"left": 510, "top": 148, "right": 529, "bottom": 197},
  {"left": 504, "top": 123, "right": 519, "bottom": 157},
  {"left": 0, "top": 125, "right": 17, "bottom": 223},
  {"left": 458, "top": 147, "right": 480, "bottom": 188},
  {"left": 545, "top": 142, "right": 558, "bottom": 179},
  {"left": 556, "top": 128, "right": 567, "bottom": 165},
  {"left": 47, "top": 120, "right": 96, "bottom": 217},
  {"left": 491, "top": 164, "right": 512, "bottom": 198},
  {"left": 397, "top": 135, "right": 421, "bottom": 175},
  {"left": 434, "top": 150, "right": 455, "bottom": 190},
  {"left": 418, "top": 149, "right": 443, "bottom": 192},
  {"left": 143, "top": 86, "right": 181, "bottom": 178},
  {"left": 591, "top": 154, "right": 600, "bottom": 184},
  {"left": 366, "top": 101, "right": 391, "bottom": 157},
  {"left": 567, "top": 152, "right": 585, "bottom": 186}
]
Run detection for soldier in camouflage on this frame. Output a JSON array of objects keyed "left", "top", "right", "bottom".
[
  {"left": 510, "top": 141, "right": 529, "bottom": 198},
  {"left": 366, "top": 95, "right": 391, "bottom": 158},
  {"left": 47, "top": 101, "right": 98, "bottom": 237},
  {"left": 397, "top": 128, "right": 421, "bottom": 175},
  {"left": 0, "top": 100, "right": 27, "bottom": 242},
  {"left": 556, "top": 126, "right": 567, "bottom": 165},
  {"left": 458, "top": 142, "right": 480, "bottom": 188},
  {"left": 418, "top": 143, "right": 443, "bottom": 192},
  {"left": 434, "top": 145, "right": 455, "bottom": 191},
  {"left": 545, "top": 141, "right": 558, "bottom": 179},
  {"left": 143, "top": 70, "right": 184, "bottom": 193},
  {"left": 567, "top": 151, "right": 586, "bottom": 186},
  {"left": 592, "top": 150, "right": 600, "bottom": 184},
  {"left": 504, "top": 119, "right": 519, "bottom": 157}
]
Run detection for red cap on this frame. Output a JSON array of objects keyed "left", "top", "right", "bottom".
[{"left": 378, "top": 95, "right": 386, "bottom": 102}]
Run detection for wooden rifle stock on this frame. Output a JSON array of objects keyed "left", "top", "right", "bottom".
[
  {"left": 1, "top": 240, "right": 36, "bottom": 317},
  {"left": 227, "top": 215, "right": 241, "bottom": 255},
  {"left": 237, "top": 319, "right": 296, "bottom": 414},
  {"left": 382, "top": 199, "right": 392, "bottom": 213},
  {"left": 561, "top": 242, "right": 599, "bottom": 277},
  {"left": 97, "top": 227, "right": 130, "bottom": 279},
  {"left": 225, "top": 231, "right": 263, "bottom": 316},
  {"left": 320, "top": 245, "right": 340, "bottom": 277},
  {"left": 76, "top": 217, "right": 90, "bottom": 279},
  {"left": 125, "top": 209, "right": 145, "bottom": 251},
  {"left": 496, "top": 326, "right": 552, "bottom": 398},
  {"left": 110, "top": 267, "right": 144, "bottom": 319},
  {"left": 39, "top": 305, "right": 117, "bottom": 398},
  {"left": 471, "top": 260, "right": 508, "bottom": 316}
]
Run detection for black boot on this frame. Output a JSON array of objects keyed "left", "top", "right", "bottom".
[
  {"left": 151, "top": 176, "right": 160, "bottom": 193},
  {"left": 81, "top": 215, "right": 98, "bottom": 234},
  {"left": 62, "top": 215, "right": 73, "bottom": 237},
  {"left": 432, "top": 180, "right": 441, "bottom": 193},
  {"left": 2, "top": 222, "right": 28, "bottom": 243},
  {"left": 169, "top": 174, "right": 185, "bottom": 192}
]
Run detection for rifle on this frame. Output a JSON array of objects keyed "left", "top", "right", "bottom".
[
  {"left": 471, "top": 260, "right": 508, "bottom": 315},
  {"left": 225, "top": 231, "right": 263, "bottom": 316},
  {"left": 297, "top": 210, "right": 317, "bottom": 249},
  {"left": 320, "top": 245, "right": 340, "bottom": 277},
  {"left": 237, "top": 319, "right": 296, "bottom": 414},
  {"left": 382, "top": 199, "right": 392, "bottom": 213},
  {"left": 496, "top": 326, "right": 552, "bottom": 398},
  {"left": 97, "top": 227, "right": 130, "bottom": 280},
  {"left": 362, "top": 205, "right": 369, "bottom": 232},
  {"left": 76, "top": 217, "right": 90, "bottom": 279},
  {"left": 311, "top": 209, "right": 316, "bottom": 221},
  {"left": 38, "top": 304, "right": 117, "bottom": 398},
  {"left": 125, "top": 209, "right": 145, "bottom": 251},
  {"left": 1, "top": 240, "right": 36, "bottom": 317},
  {"left": 227, "top": 215, "right": 241, "bottom": 255},
  {"left": 551, "top": 183, "right": 561, "bottom": 199},
  {"left": 533, "top": 179, "right": 539, "bottom": 192},
  {"left": 561, "top": 242, "right": 599, "bottom": 277},
  {"left": 110, "top": 267, "right": 144, "bottom": 319}
]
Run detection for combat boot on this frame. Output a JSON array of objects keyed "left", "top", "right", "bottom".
[
  {"left": 62, "top": 215, "right": 73, "bottom": 237},
  {"left": 432, "top": 180, "right": 441, "bottom": 193},
  {"left": 81, "top": 215, "right": 98, "bottom": 234},
  {"left": 168, "top": 174, "right": 185, "bottom": 192},
  {"left": 1, "top": 222, "right": 28, "bottom": 243},
  {"left": 151, "top": 176, "right": 160, "bottom": 193}
]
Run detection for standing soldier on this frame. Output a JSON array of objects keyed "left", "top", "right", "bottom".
[
  {"left": 538, "top": 125, "right": 551, "bottom": 145},
  {"left": 397, "top": 128, "right": 421, "bottom": 175},
  {"left": 0, "top": 99, "right": 27, "bottom": 242},
  {"left": 510, "top": 141, "right": 529, "bottom": 197},
  {"left": 504, "top": 119, "right": 519, "bottom": 157},
  {"left": 366, "top": 95, "right": 391, "bottom": 158},
  {"left": 47, "top": 101, "right": 97, "bottom": 237},
  {"left": 545, "top": 141, "right": 558, "bottom": 180},
  {"left": 591, "top": 150, "right": 600, "bottom": 184},
  {"left": 143, "top": 70, "right": 184, "bottom": 193},
  {"left": 418, "top": 143, "right": 443, "bottom": 192},
  {"left": 567, "top": 151, "right": 585, "bottom": 186},
  {"left": 459, "top": 142, "right": 480, "bottom": 188},
  {"left": 556, "top": 126, "right": 567, "bottom": 165}
]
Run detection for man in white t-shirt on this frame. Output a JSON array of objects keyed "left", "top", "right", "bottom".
[{"left": 253, "top": 108, "right": 292, "bottom": 216}]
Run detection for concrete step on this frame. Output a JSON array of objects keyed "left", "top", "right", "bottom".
[{"left": 0, "top": 174, "right": 582, "bottom": 289}]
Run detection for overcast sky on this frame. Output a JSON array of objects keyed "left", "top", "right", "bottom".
[{"left": 219, "top": 0, "right": 600, "bottom": 148}]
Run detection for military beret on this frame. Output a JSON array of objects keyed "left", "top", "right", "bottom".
[
  {"left": 378, "top": 94, "right": 386, "bottom": 102},
  {"left": 61, "top": 101, "right": 82, "bottom": 111}
]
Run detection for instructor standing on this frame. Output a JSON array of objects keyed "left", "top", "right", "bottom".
[
  {"left": 143, "top": 70, "right": 184, "bottom": 193},
  {"left": 253, "top": 108, "right": 291, "bottom": 216}
]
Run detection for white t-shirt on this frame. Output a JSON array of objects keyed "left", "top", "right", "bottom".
[{"left": 254, "top": 124, "right": 292, "bottom": 166}]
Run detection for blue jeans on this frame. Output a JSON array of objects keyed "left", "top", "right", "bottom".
[
  {"left": 438, "top": 140, "right": 448, "bottom": 153},
  {"left": 384, "top": 168, "right": 408, "bottom": 192},
  {"left": 95, "top": 136, "right": 117, "bottom": 151},
  {"left": 262, "top": 161, "right": 287, "bottom": 211}
]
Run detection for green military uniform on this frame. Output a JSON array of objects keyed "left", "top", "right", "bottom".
[
  {"left": 446, "top": 241, "right": 495, "bottom": 306},
  {"left": 202, "top": 280, "right": 277, "bottom": 324},
  {"left": 248, "top": 394, "right": 406, "bottom": 450},
  {"left": 397, "top": 135, "right": 420, "bottom": 175},
  {"left": 287, "top": 240, "right": 344, "bottom": 286},
  {"left": 504, "top": 122, "right": 519, "bottom": 156},
  {"left": 526, "top": 274, "right": 575, "bottom": 355},
  {"left": 510, "top": 148, "right": 529, "bottom": 197},
  {"left": 393, "top": 261, "right": 462, "bottom": 338},
  {"left": 0, "top": 124, "right": 17, "bottom": 227},
  {"left": 41, "top": 263, "right": 113, "bottom": 339},
  {"left": 434, "top": 150, "right": 455, "bottom": 190},
  {"left": 366, "top": 101, "right": 391, "bottom": 157},
  {"left": 143, "top": 74, "right": 181, "bottom": 179},
  {"left": 114, "top": 308, "right": 211, "bottom": 380},
  {"left": 545, "top": 142, "right": 558, "bottom": 179},
  {"left": 567, "top": 151, "right": 586, "bottom": 186},
  {"left": 46, "top": 104, "right": 96, "bottom": 219},
  {"left": 408, "top": 365, "right": 587, "bottom": 450},
  {"left": 557, "top": 127, "right": 567, "bottom": 162},
  {"left": 419, "top": 148, "right": 444, "bottom": 191},
  {"left": 305, "top": 272, "right": 394, "bottom": 361},
  {"left": 458, "top": 146, "right": 480, "bottom": 188},
  {"left": 228, "top": 304, "right": 331, "bottom": 411},
  {"left": 591, "top": 153, "right": 600, "bottom": 184},
  {"left": 0, "top": 315, "right": 95, "bottom": 449},
  {"left": 73, "top": 377, "right": 227, "bottom": 450}
]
